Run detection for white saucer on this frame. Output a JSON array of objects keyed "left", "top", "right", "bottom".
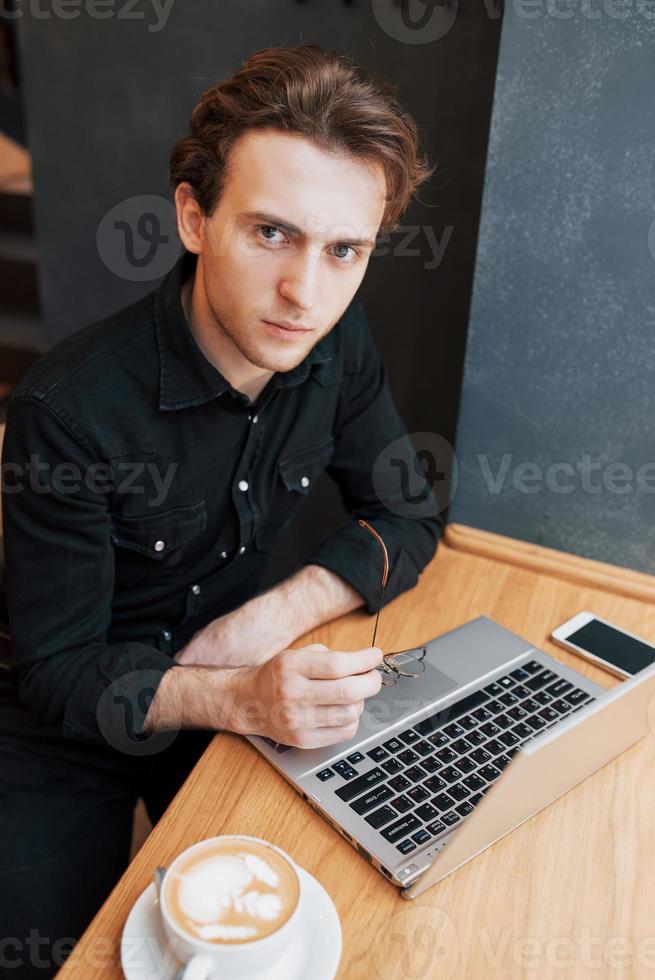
[{"left": 120, "top": 866, "right": 342, "bottom": 980}]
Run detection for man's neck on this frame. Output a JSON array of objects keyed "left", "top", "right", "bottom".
[{"left": 180, "top": 264, "right": 273, "bottom": 404}]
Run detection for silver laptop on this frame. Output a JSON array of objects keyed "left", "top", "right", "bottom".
[{"left": 247, "top": 616, "right": 655, "bottom": 898}]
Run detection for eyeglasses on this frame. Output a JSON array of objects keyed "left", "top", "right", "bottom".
[{"left": 357, "top": 519, "right": 427, "bottom": 687}]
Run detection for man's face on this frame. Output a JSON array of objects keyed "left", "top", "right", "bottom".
[{"left": 191, "top": 128, "right": 387, "bottom": 374}]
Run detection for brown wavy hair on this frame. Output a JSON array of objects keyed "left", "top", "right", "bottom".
[{"left": 169, "top": 44, "right": 433, "bottom": 233}]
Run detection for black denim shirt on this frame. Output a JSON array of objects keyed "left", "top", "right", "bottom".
[{"left": 1, "top": 250, "right": 442, "bottom": 746}]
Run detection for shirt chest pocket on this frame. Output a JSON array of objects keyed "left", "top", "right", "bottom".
[
  {"left": 110, "top": 500, "right": 207, "bottom": 585},
  {"left": 255, "top": 437, "right": 334, "bottom": 551}
]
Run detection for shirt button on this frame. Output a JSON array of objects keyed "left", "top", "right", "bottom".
[
  {"left": 161, "top": 630, "right": 172, "bottom": 642},
  {"left": 239, "top": 545, "right": 246, "bottom": 555},
  {"left": 154, "top": 540, "right": 165, "bottom": 552},
  {"left": 238, "top": 480, "right": 249, "bottom": 492},
  {"left": 300, "top": 476, "right": 310, "bottom": 488},
  {"left": 191, "top": 584, "right": 201, "bottom": 595},
  {"left": 252, "top": 414, "right": 259, "bottom": 424},
  {"left": 220, "top": 550, "right": 228, "bottom": 559}
]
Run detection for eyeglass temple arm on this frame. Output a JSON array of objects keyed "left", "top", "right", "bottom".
[{"left": 357, "top": 519, "right": 389, "bottom": 651}]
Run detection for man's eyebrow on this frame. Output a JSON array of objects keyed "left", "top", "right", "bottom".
[{"left": 239, "top": 211, "right": 377, "bottom": 249}]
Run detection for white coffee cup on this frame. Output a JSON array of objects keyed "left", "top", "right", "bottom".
[{"left": 159, "top": 835, "right": 303, "bottom": 979}]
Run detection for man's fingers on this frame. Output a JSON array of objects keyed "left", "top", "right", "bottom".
[
  {"left": 297, "top": 646, "right": 383, "bottom": 679},
  {"left": 300, "top": 668, "right": 383, "bottom": 705},
  {"left": 288, "top": 721, "right": 362, "bottom": 751}
]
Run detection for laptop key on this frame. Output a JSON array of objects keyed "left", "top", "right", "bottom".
[
  {"left": 522, "top": 660, "right": 542, "bottom": 674},
  {"left": 455, "top": 801, "right": 474, "bottom": 817},
  {"left": 435, "top": 747, "right": 458, "bottom": 765},
  {"left": 448, "top": 783, "right": 469, "bottom": 802},
  {"left": 424, "top": 775, "right": 447, "bottom": 794},
  {"left": 525, "top": 669, "right": 557, "bottom": 691},
  {"left": 416, "top": 803, "right": 439, "bottom": 822},
  {"left": 469, "top": 793, "right": 484, "bottom": 806},
  {"left": 383, "top": 737, "right": 404, "bottom": 753},
  {"left": 509, "top": 667, "right": 531, "bottom": 682},
  {"left": 485, "top": 699, "right": 504, "bottom": 714},
  {"left": 443, "top": 723, "right": 464, "bottom": 739},
  {"left": 316, "top": 768, "right": 335, "bottom": 781},
  {"left": 463, "top": 773, "right": 485, "bottom": 792},
  {"left": 389, "top": 774, "right": 411, "bottom": 792},
  {"left": 408, "top": 785, "right": 430, "bottom": 804},
  {"left": 427, "top": 819, "right": 447, "bottom": 835},
  {"left": 467, "top": 730, "right": 486, "bottom": 746},
  {"left": 428, "top": 732, "right": 449, "bottom": 748},
  {"left": 546, "top": 678, "right": 573, "bottom": 698},
  {"left": 398, "top": 749, "right": 419, "bottom": 766},
  {"left": 382, "top": 759, "right": 402, "bottom": 775},
  {"left": 405, "top": 766, "right": 427, "bottom": 783},
  {"left": 440, "top": 766, "right": 462, "bottom": 783},
  {"left": 478, "top": 764, "right": 501, "bottom": 782},
  {"left": 397, "top": 838, "right": 417, "bottom": 854},
  {"left": 347, "top": 751, "right": 365, "bottom": 764},
  {"left": 499, "top": 730, "right": 519, "bottom": 746},
  {"left": 367, "top": 746, "right": 389, "bottom": 763},
  {"left": 495, "top": 754, "right": 511, "bottom": 771},
  {"left": 539, "top": 706, "right": 559, "bottom": 724},
  {"left": 414, "top": 740, "right": 434, "bottom": 757},
  {"left": 333, "top": 760, "right": 357, "bottom": 777},
  {"left": 551, "top": 698, "right": 573, "bottom": 715},
  {"left": 497, "top": 675, "right": 514, "bottom": 689},
  {"left": 521, "top": 698, "right": 540, "bottom": 713},
  {"left": 494, "top": 713, "right": 513, "bottom": 729},
  {"left": 350, "top": 785, "right": 394, "bottom": 815},
  {"left": 365, "top": 805, "right": 397, "bottom": 829},
  {"left": 442, "top": 811, "right": 460, "bottom": 827},
  {"left": 470, "top": 748, "right": 491, "bottom": 765},
  {"left": 472, "top": 707, "right": 492, "bottom": 723},
  {"left": 412, "top": 829, "right": 431, "bottom": 845},
  {"left": 512, "top": 722, "right": 533, "bottom": 740},
  {"left": 565, "top": 688, "right": 590, "bottom": 705},
  {"left": 512, "top": 684, "right": 532, "bottom": 699},
  {"left": 526, "top": 715, "right": 546, "bottom": 731},
  {"left": 335, "top": 768, "right": 386, "bottom": 802},
  {"left": 480, "top": 722, "right": 501, "bottom": 738},
  {"left": 421, "top": 755, "right": 440, "bottom": 773},
  {"left": 483, "top": 681, "right": 504, "bottom": 697},
  {"left": 390, "top": 794, "right": 413, "bottom": 814},
  {"left": 458, "top": 714, "right": 477, "bottom": 731},
  {"left": 381, "top": 814, "right": 422, "bottom": 843},
  {"left": 433, "top": 792, "right": 456, "bottom": 812},
  {"left": 484, "top": 739, "right": 505, "bottom": 756},
  {"left": 533, "top": 690, "right": 554, "bottom": 706},
  {"left": 507, "top": 706, "right": 528, "bottom": 721},
  {"left": 499, "top": 692, "right": 519, "bottom": 707},
  {"left": 414, "top": 689, "right": 490, "bottom": 736},
  {"left": 451, "top": 738, "right": 473, "bottom": 755},
  {"left": 455, "top": 757, "right": 476, "bottom": 774},
  {"left": 399, "top": 729, "right": 420, "bottom": 744}
]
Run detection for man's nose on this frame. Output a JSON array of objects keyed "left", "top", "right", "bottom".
[{"left": 277, "top": 252, "right": 321, "bottom": 311}]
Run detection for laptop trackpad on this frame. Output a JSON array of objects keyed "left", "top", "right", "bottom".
[{"left": 361, "top": 662, "right": 459, "bottom": 737}]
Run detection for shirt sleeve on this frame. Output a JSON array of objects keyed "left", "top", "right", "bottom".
[
  {"left": 305, "top": 303, "right": 444, "bottom": 614},
  {"left": 1, "top": 393, "right": 180, "bottom": 747}
]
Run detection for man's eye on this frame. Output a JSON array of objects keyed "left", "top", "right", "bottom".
[
  {"left": 258, "top": 225, "right": 285, "bottom": 242},
  {"left": 333, "top": 244, "right": 357, "bottom": 262}
]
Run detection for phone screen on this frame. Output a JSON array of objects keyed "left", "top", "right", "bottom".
[{"left": 568, "top": 620, "right": 655, "bottom": 675}]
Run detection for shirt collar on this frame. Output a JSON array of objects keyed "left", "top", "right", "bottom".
[{"left": 154, "top": 250, "right": 333, "bottom": 412}]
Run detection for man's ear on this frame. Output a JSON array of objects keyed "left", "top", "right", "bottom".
[{"left": 174, "top": 183, "right": 204, "bottom": 254}]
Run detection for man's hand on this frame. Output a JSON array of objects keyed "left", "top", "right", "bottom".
[
  {"left": 144, "top": 643, "right": 384, "bottom": 749},
  {"left": 230, "top": 643, "right": 384, "bottom": 748}
]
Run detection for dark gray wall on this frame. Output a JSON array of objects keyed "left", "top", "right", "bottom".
[
  {"left": 16, "top": 1, "right": 502, "bottom": 582},
  {"left": 450, "top": 4, "right": 655, "bottom": 574}
]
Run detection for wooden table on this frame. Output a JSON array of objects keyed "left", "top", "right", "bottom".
[{"left": 57, "top": 524, "right": 655, "bottom": 979}]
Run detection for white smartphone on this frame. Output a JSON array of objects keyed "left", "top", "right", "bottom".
[{"left": 551, "top": 611, "right": 655, "bottom": 679}]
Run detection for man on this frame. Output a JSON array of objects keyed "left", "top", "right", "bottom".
[{"left": 0, "top": 44, "right": 441, "bottom": 976}]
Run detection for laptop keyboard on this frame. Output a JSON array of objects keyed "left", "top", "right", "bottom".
[{"left": 314, "top": 660, "right": 595, "bottom": 858}]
